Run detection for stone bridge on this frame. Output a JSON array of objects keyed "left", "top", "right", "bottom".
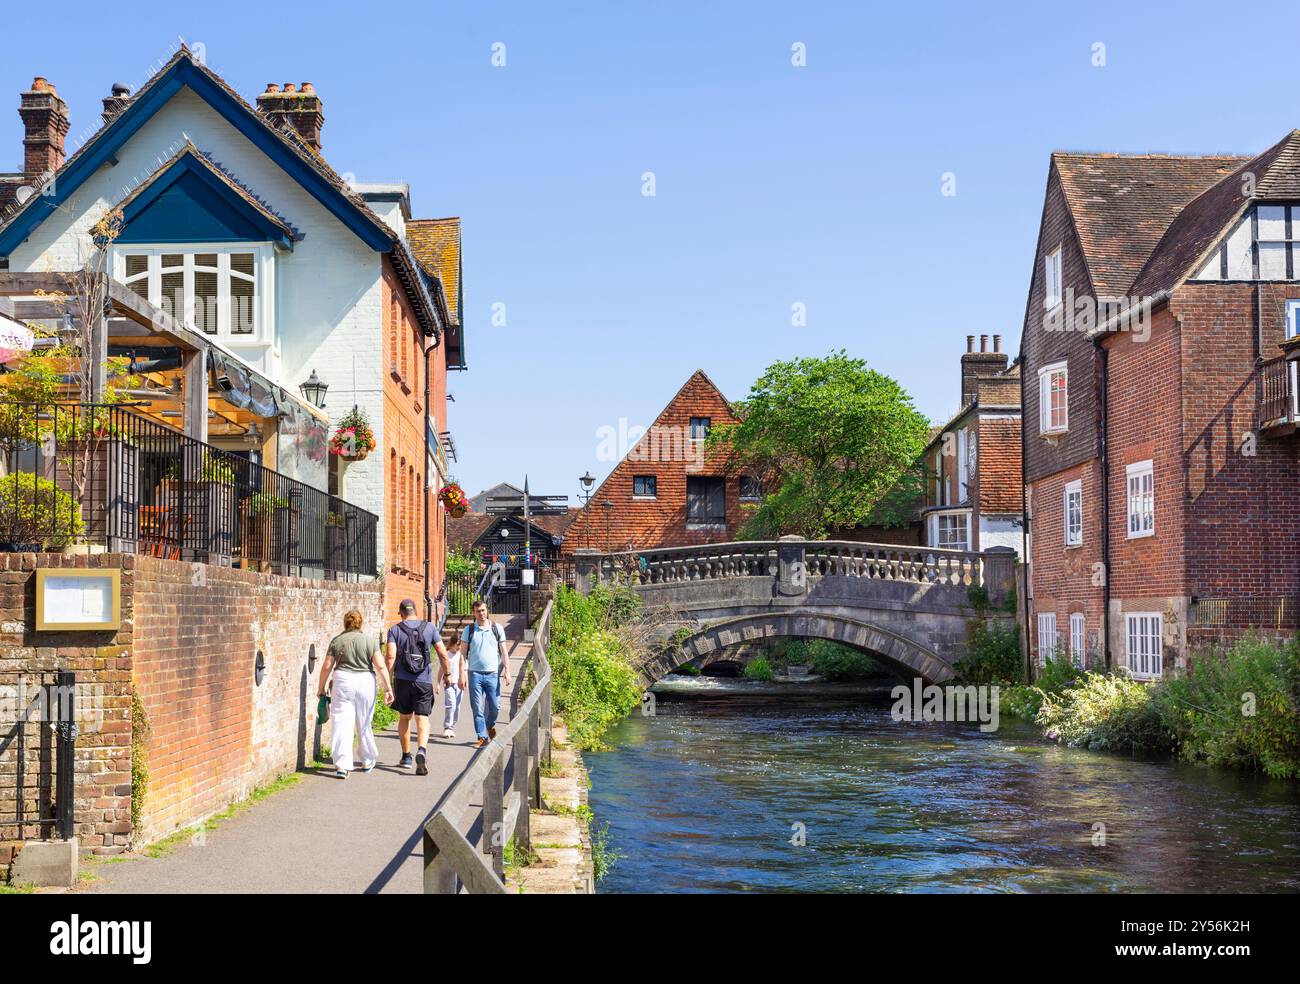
[{"left": 574, "top": 538, "right": 1018, "bottom": 686}]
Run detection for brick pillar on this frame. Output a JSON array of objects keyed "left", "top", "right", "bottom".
[
  {"left": 19, "top": 77, "right": 68, "bottom": 188},
  {"left": 574, "top": 549, "right": 601, "bottom": 595}
]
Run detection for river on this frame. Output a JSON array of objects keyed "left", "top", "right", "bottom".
[{"left": 584, "top": 680, "right": 1300, "bottom": 893}]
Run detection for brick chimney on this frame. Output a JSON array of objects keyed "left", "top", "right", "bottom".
[
  {"left": 102, "top": 82, "right": 132, "bottom": 124},
  {"left": 255, "top": 82, "right": 324, "bottom": 154},
  {"left": 19, "top": 77, "right": 69, "bottom": 187},
  {"left": 960, "top": 333, "right": 1008, "bottom": 406}
]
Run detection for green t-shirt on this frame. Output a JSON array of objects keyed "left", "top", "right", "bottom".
[{"left": 328, "top": 629, "right": 378, "bottom": 674}]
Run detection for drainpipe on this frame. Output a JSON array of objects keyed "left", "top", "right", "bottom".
[
  {"left": 1098, "top": 343, "right": 1111, "bottom": 670},
  {"left": 1020, "top": 353, "right": 1032, "bottom": 683},
  {"left": 423, "top": 342, "right": 434, "bottom": 623}
]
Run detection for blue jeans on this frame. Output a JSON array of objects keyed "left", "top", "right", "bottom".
[{"left": 468, "top": 670, "right": 501, "bottom": 739}]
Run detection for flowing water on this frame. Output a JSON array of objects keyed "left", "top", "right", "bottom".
[{"left": 584, "top": 680, "right": 1300, "bottom": 893}]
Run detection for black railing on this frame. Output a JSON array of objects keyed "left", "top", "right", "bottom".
[
  {"left": 0, "top": 671, "right": 75, "bottom": 842},
  {"left": 0, "top": 403, "right": 377, "bottom": 579}
]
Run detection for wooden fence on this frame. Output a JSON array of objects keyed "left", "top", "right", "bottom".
[{"left": 421, "top": 602, "right": 554, "bottom": 893}]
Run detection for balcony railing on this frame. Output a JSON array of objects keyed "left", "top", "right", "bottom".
[
  {"left": 1258, "top": 356, "right": 1297, "bottom": 433},
  {"left": 0, "top": 402, "right": 377, "bottom": 579}
]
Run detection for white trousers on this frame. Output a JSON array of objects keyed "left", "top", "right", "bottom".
[
  {"left": 331, "top": 669, "right": 379, "bottom": 772},
  {"left": 443, "top": 683, "right": 462, "bottom": 731}
]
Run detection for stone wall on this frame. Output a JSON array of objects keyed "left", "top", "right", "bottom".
[{"left": 0, "top": 551, "right": 382, "bottom": 870}]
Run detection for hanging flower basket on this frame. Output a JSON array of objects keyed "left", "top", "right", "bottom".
[
  {"left": 439, "top": 482, "right": 469, "bottom": 518},
  {"left": 329, "top": 407, "right": 376, "bottom": 462}
]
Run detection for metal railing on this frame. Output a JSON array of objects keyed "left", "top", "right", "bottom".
[
  {"left": 422, "top": 602, "right": 553, "bottom": 894},
  {"left": 0, "top": 402, "right": 377, "bottom": 579},
  {"left": 0, "top": 671, "right": 75, "bottom": 842}
]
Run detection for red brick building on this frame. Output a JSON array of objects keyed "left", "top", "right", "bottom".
[
  {"left": 563, "top": 370, "right": 752, "bottom": 552},
  {"left": 1021, "top": 132, "right": 1300, "bottom": 677},
  {"left": 919, "top": 335, "right": 1022, "bottom": 555}
]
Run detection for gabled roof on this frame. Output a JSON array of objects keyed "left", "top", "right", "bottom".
[
  {"left": 113, "top": 142, "right": 302, "bottom": 249},
  {"left": 0, "top": 46, "right": 443, "bottom": 339},
  {"left": 448, "top": 510, "right": 578, "bottom": 552},
  {"left": 1131, "top": 131, "right": 1300, "bottom": 297},
  {"left": 1053, "top": 151, "right": 1247, "bottom": 298}
]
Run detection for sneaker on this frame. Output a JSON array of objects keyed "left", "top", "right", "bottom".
[
  {"left": 415, "top": 748, "right": 428, "bottom": 776},
  {"left": 442, "top": 728, "right": 455, "bottom": 740},
  {"left": 334, "top": 769, "right": 348, "bottom": 779},
  {"left": 362, "top": 760, "right": 376, "bottom": 773},
  {"left": 398, "top": 753, "right": 414, "bottom": 769},
  {"left": 475, "top": 737, "right": 488, "bottom": 748},
  {"left": 488, "top": 726, "right": 497, "bottom": 740}
]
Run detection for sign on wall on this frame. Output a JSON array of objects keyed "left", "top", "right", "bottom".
[{"left": 35, "top": 569, "right": 121, "bottom": 631}]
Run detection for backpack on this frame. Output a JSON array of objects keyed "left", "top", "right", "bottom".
[{"left": 395, "top": 620, "right": 431, "bottom": 677}]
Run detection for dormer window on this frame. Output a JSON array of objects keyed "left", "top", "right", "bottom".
[
  {"left": 113, "top": 244, "right": 273, "bottom": 345},
  {"left": 1193, "top": 204, "right": 1300, "bottom": 281}
]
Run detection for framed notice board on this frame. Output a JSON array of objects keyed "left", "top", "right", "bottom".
[{"left": 35, "top": 568, "right": 121, "bottom": 632}]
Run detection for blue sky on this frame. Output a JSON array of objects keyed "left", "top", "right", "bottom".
[{"left": 8, "top": 1, "right": 1300, "bottom": 500}]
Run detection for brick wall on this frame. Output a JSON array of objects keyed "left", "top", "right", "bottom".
[{"left": 0, "top": 552, "right": 382, "bottom": 863}]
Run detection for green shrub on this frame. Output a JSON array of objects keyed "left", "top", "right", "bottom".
[
  {"left": 956, "top": 621, "right": 1022, "bottom": 684},
  {"left": 547, "top": 587, "right": 643, "bottom": 749},
  {"left": 999, "top": 684, "right": 1043, "bottom": 720},
  {"left": 0, "top": 472, "right": 85, "bottom": 548},
  {"left": 673, "top": 662, "right": 701, "bottom": 676},
  {"left": 742, "top": 656, "right": 775, "bottom": 681},
  {"left": 446, "top": 546, "right": 482, "bottom": 577},
  {"left": 1157, "top": 636, "right": 1300, "bottom": 779},
  {"left": 1036, "top": 672, "right": 1174, "bottom": 754},
  {"left": 806, "top": 640, "right": 879, "bottom": 679}
]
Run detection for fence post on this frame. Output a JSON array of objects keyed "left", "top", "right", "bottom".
[
  {"left": 511, "top": 724, "right": 530, "bottom": 853},
  {"left": 423, "top": 826, "right": 458, "bottom": 894},
  {"left": 55, "top": 670, "right": 75, "bottom": 842},
  {"left": 527, "top": 701, "right": 541, "bottom": 809},
  {"left": 481, "top": 754, "right": 505, "bottom": 881}
]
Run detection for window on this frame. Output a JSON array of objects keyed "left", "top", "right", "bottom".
[
  {"left": 932, "top": 512, "right": 969, "bottom": 551},
  {"left": 1288, "top": 299, "right": 1300, "bottom": 339},
  {"left": 689, "top": 417, "right": 711, "bottom": 441},
  {"left": 1037, "top": 612, "right": 1058, "bottom": 666},
  {"left": 957, "top": 429, "right": 969, "bottom": 501},
  {"left": 1193, "top": 204, "right": 1300, "bottom": 282},
  {"left": 1038, "top": 361, "right": 1068, "bottom": 434},
  {"left": 1063, "top": 479, "right": 1082, "bottom": 546},
  {"left": 632, "top": 475, "right": 657, "bottom": 498},
  {"left": 1125, "top": 613, "right": 1163, "bottom": 680},
  {"left": 739, "top": 475, "right": 763, "bottom": 501},
  {"left": 1069, "top": 613, "right": 1086, "bottom": 668},
  {"left": 1126, "top": 460, "right": 1154, "bottom": 538},
  {"left": 116, "top": 245, "right": 268, "bottom": 342},
  {"left": 1044, "top": 246, "right": 1063, "bottom": 309},
  {"left": 685, "top": 476, "right": 726, "bottom": 528}
]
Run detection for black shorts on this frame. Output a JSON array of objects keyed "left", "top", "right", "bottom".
[{"left": 393, "top": 678, "right": 434, "bottom": 716}]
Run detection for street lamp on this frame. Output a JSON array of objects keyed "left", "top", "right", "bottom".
[
  {"left": 579, "top": 471, "right": 595, "bottom": 549},
  {"left": 299, "top": 369, "right": 328, "bottom": 409}
]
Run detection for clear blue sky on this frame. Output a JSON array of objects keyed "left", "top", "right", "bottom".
[{"left": 8, "top": 2, "right": 1300, "bottom": 501}]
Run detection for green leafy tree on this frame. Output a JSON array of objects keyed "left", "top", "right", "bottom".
[{"left": 710, "top": 351, "right": 930, "bottom": 538}]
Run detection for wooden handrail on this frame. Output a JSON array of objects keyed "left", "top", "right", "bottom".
[{"left": 422, "top": 601, "right": 554, "bottom": 894}]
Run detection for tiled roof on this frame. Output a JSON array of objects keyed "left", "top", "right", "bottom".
[
  {"left": 1053, "top": 151, "right": 1247, "bottom": 298},
  {"left": 448, "top": 510, "right": 578, "bottom": 551},
  {"left": 407, "top": 217, "right": 461, "bottom": 322},
  {"left": 977, "top": 416, "right": 1023, "bottom": 514}
]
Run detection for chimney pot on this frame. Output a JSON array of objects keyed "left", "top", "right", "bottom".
[
  {"left": 980, "top": 334, "right": 989, "bottom": 352},
  {"left": 301, "top": 82, "right": 315, "bottom": 93},
  {"left": 993, "top": 333, "right": 1002, "bottom": 353},
  {"left": 265, "top": 83, "right": 281, "bottom": 93},
  {"left": 31, "top": 77, "right": 51, "bottom": 92},
  {"left": 283, "top": 82, "right": 297, "bottom": 93},
  {"left": 966, "top": 334, "right": 975, "bottom": 353}
]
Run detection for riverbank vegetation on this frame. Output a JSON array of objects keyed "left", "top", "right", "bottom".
[
  {"left": 959, "top": 632, "right": 1300, "bottom": 778},
  {"left": 766, "top": 638, "right": 885, "bottom": 679},
  {"left": 547, "top": 585, "right": 644, "bottom": 750}
]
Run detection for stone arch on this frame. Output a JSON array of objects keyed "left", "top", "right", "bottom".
[{"left": 641, "top": 612, "right": 957, "bottom": 686}]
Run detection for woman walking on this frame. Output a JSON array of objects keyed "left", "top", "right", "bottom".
[{"left": 318, "top": 609, "right": 394, "bottom": 778}]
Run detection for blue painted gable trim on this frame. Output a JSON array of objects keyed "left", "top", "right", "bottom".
[
  {"left": 0, "top": 55, "right": 391, "bottom": 255},
  {"left": 117, "top": 153, "right": 294, "bottom": 249}
]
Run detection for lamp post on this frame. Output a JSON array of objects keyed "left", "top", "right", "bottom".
[
  {"left": 299, "top": 369, "right": 328, "bottom": 409},
  {"left": 579, "top": 471, "right": 595, "bottom": 549}
]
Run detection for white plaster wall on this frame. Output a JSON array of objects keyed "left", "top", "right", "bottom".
[
  {"left": 979, "top": 515, "right": 1023, "bottom": 557},
  {"left": 7, "top": 86, "right": 390, "bottom": 565}
]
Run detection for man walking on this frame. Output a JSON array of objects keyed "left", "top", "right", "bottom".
[
  {"left": 386, "top": 599, "right": 451, "bottom": 776},
  {"left": 458, "top": 601, "right": 511, "bottom": 748}
]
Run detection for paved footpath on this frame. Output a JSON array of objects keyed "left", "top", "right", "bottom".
[{"left": 78, "top": 615, "right": 531, "bottom": 895}]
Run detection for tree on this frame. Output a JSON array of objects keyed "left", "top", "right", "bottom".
[{"left": 709, "top": 351, "right": 930, "bottom": 538}]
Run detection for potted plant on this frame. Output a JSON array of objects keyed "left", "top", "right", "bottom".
[
  {"left": 240, "top": 491, "right": 290, "bottom": 569},
  {"left": 439, "top": 481, "right": 469, "bottom": 519},
  {"left": 329, "top": 407, "right": 376, "bottom": 463}
]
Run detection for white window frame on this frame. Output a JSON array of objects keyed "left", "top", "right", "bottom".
[
  {"left": 1038, "top": 360, "right": 1068, "bottom": 435},
  {"left": 1126, "top": 460, "right": 1155, "bottom": 539},
  {"left": 1044, "top": 245, "right": 1063, "bottom": 310},
  {"left": 1069, "top": 612, "right": 1086, "bottom": 668},
  {"left": 1287, "top": 299, "right": 1300, "bottom": 339},
  {"left": 1036, "top": 612, "right": 1058, "bottom": 666},
  {"left": 929, "top": 510, "right": 969, "bottom": 552},
  {"left": 112, "top": 243, "right": 276, "bottom": 348},
  {"left": 956, "top": 429, "right": 969, "bottom": 502},
  {"left": 1124, "top": 612, "right": 1163, "bottom": 680},
  {"left": 1063, "top": 479, "right": 1082, "bottom": 547}
]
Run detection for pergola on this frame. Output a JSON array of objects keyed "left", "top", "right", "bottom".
[{"left": 0, "top": 271, "right": 324, "bottom": 465}]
